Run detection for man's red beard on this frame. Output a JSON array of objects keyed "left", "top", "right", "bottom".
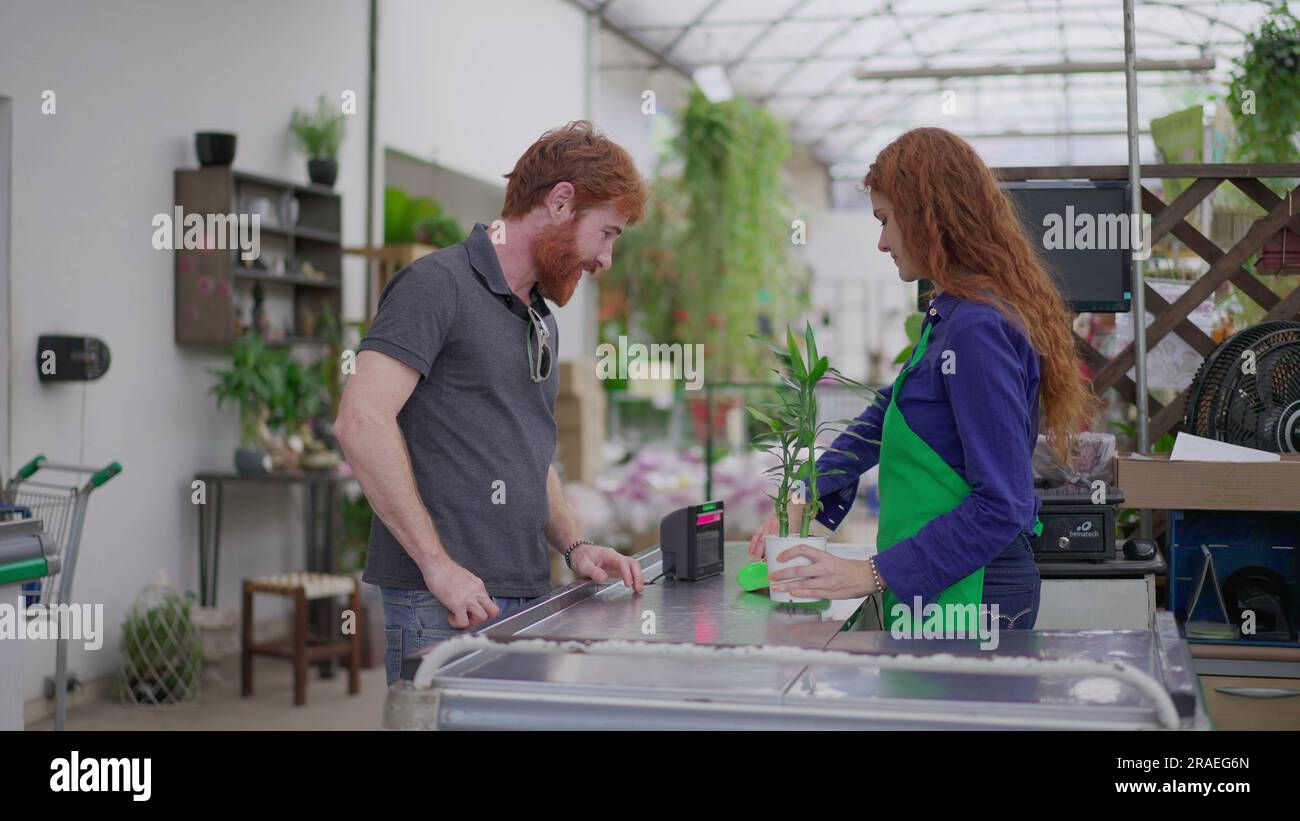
[{"left": 533, "top": 221, "right": 597, "bottom": 307}]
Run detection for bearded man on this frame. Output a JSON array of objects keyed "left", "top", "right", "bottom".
[{"left": 335, "top": 121, "right": 648, "bottom": 685}]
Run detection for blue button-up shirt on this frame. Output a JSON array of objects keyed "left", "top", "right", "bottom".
[{"left": 812, "top": 291, "right": 1043, "bottom": 604}]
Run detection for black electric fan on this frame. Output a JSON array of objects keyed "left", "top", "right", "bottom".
[{"left": 1183, "top": 320, "right": 1300, "bottom": 452}]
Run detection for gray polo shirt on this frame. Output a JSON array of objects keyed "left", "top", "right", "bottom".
[{"left": 357, "top": 222, "right": 560, "bottom": 597}]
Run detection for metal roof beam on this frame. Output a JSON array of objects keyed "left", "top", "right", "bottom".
[
  {"left": 599, "top": 41, "right": 1237, "bottom": 72},
  {"left": 853, "top": 57, "right": 1214, "bottom": 80},
  {"left": 725, "top": 0, "right": 817, "bottom": 69},
  {"left": 757, "top": 1, "right": 893, "bottom": 103},
  {"left": 613, "top": 0, "right": 1263, "bottom": 30},
  {"left": 559, "top": 0, "right": 695, "bottom": 81},
  {"left": 848, "top": 127, "right": 1154, "bottom": 139},
  {"left": 658, "top": 0, "right": 725, "bottom": 62}
]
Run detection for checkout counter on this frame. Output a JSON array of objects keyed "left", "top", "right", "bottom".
[{"left": 384, "top": 541, "right": 1207, "bottom": 731}]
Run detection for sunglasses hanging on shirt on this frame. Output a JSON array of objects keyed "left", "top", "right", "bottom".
[{"left": 526, "top": 304, "right": 553, "bottom": 383}]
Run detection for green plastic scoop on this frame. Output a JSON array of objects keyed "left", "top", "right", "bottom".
[{"left": 736, "top": 561, "right": 769, "bottom": 592}]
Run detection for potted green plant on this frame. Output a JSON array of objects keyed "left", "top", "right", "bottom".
[
  {"left": 748, "top": 322, "right": 879, "bottom": 602},
  {"left": 276, "top": 356, "right": 338, "bottom": 471},
  {"left": 270, "top": 357, "right": 322, "bottom": 433},
  {"left": 209, "top": 335, "right": 283, "bottom": 475},
  {"left": 118, "top": 576, "right": 203, "bottom": 706},
  {"left": 384, "top": 188, "right": 466, "bottom": 248},
  {"left": 289, "top": 94, "right": 346, "bottom": 187}
]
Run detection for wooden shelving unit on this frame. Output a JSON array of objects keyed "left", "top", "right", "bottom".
[{"left": 174, "top": 167, "right": 342, "bottom": 347}]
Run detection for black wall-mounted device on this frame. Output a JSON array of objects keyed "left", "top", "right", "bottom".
[
  {"left": 659, "top": 501, "right": 725, "bottom": 581},
  {"left": 36, "top": 335, "right": 111, "bottom": 382}
]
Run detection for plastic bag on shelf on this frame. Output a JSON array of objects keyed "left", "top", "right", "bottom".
[{"left": 1032, "top": 432, "right": 1116, "bottom": 489}]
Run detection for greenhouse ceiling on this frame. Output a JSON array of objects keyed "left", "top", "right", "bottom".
[{"left": 574, "top": 0, "right": 1284, "bottom": 175}]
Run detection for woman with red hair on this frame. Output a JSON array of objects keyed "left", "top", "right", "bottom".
[{"left": 749, "top": 128, "right": 1095, "bottom": 633}]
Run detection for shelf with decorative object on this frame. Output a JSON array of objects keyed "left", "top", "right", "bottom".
[
  {"left": 231, "top": 267, "right": 341, "bottom": 290},
  {"left": 174, "top": 167, "right": 342, "bottom": 346}
]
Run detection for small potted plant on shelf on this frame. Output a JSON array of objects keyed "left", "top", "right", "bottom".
[
  {"left": 748, "top": 323, "right": 879, "bottom": 602},
  {"left": 289, "top": 94, "right": 346, "bottom": 187}
]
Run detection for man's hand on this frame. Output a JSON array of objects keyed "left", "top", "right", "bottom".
[
  {"left": 421, "top": 554, "right": 501, "bottom": 629},
  {"left": 570, "top": 544, "right": 645, "bottom": 593}
]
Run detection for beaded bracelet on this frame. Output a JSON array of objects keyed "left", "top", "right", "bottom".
[
  {"left": 565, "top": 538, "right": 595, "bottom": 571},
  {"left": 868, "top": 557, "right": 884, "bottom": 594}
]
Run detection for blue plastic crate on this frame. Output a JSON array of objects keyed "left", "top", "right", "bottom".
[{"left": 1169, "top": 509, "right": 1299, "bottom": 646}]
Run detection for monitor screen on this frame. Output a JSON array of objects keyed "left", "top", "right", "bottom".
[
  {"left": 999, "top": 181, "right": 1134, "bottom": 313},
  {"left": 695, "top": 528, "right": 721, "bottom": 567}
]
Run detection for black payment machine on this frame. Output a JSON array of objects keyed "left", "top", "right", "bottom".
[{"left": 659, "top": 501, "right": 724, "bottom": 580}]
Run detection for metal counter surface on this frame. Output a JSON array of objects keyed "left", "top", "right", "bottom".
[
  {"left": 387, "top": 542, "right": 1208, "bottom": 730},
  {"left": 791, "top": 628, "right": 1175, "bottom": 729},
  {"left": 508, "top": 542, "right": 846, "bottom": 648},
  {"left": 400, "top": 542, "right": 839, "bottom": 703}
]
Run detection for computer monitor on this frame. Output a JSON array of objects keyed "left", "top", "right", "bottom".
[
  {"left": 917, "top": 180, "right": 1135, "bottom": 314},
  {"left": 1001, "top": 180, "right": 1134, "bottom": 313}
]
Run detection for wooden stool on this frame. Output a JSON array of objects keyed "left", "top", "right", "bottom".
[{"left": 241, "top": 572, "right": 361, "bottom": 706}]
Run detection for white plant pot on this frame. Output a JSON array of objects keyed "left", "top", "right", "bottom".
[{"left": 765, "top": 534, "right": 828, "bottom": 603}]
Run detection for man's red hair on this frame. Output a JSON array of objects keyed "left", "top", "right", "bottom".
[{"left": 501, "top": 120, "right": 646, "bottom": 224}]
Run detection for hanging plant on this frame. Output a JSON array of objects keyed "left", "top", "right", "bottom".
[
  {"left": 676, "top": 89, "right": 801, "bottom": 382},
  {"left": 599, "top": 88, "right": 805, "bottom": 384},
  {"left": 1227, "top": 9, "right": 1300, "bottom": 167},
  {"left": 598, "top": 176, "right": 688, "bottom": 360}
]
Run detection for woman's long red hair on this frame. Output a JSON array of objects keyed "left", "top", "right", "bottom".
[{"left": 864, "top": 128, "right": 1096, "bottom": 456}]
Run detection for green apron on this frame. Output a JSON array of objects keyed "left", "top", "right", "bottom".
[{"left": 877, "top": 319, "right": 983, "bottom": 636}]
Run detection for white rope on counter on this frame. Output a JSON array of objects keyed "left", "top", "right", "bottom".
[{"left": 412, "top": 634, "right": 1182, "bottom": 730}]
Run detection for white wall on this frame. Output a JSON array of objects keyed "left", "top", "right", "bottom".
[
  {"left": 590, "top": 29, "right": 691, "bottom": 178},
  {"left": 380, "top": 0, "right": 588, "bottom": 192},
  {"left": 0, "top": 0, "right": 371, "bottom": 704},
  {"left": 0, "top": 0, "right": 833, "bottom": 708},
  {"left": 378, "top": 0, "right": 696, "bottom": 360},
  {"left": 801, "top": 210, "right": 914, "bottom": 385}
]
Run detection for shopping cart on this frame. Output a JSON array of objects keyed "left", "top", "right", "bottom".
[{"left": 1, "top": 454, "right": 121, "bottom": 730}]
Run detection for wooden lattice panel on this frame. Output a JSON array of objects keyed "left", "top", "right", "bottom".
[{"left": 996, "top": 164, "right": 1300, "bottom": 444}]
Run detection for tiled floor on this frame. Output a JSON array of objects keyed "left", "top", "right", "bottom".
[{"left": 27, "top": 655, "right": 389, "bottom": 731}]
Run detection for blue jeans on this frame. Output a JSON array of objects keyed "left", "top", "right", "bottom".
[
  {"left": 981, "top": 533, "right": 1041, "bottom": 630},
  {"left": 381, "top": 587, "right": 535, "bottom": 685}
]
